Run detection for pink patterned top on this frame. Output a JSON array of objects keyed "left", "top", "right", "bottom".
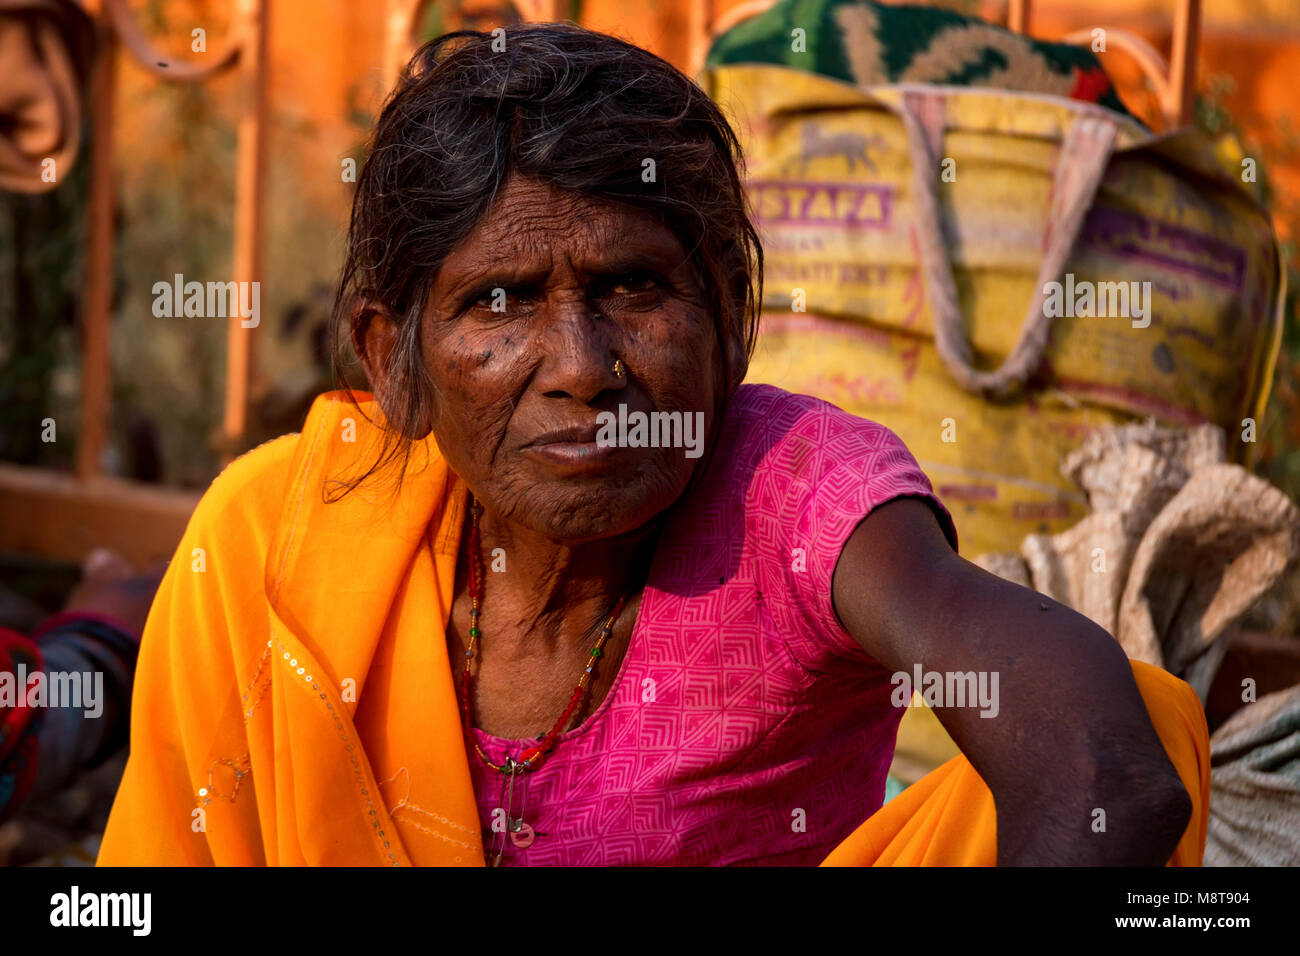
[{"left": 467, "top": 384, "right": 958, "bottom": 865}]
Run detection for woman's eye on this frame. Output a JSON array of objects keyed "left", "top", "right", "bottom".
[
  {"left": 604, "top": 273, "right": 664, "bottom": 296},
  {"left": 469, "top": 288, "right": 533, "bottom": 314}
]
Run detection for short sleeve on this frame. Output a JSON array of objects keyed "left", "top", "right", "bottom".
[{"left": 746, "top": 390, "right": 958, "bottom": 673}]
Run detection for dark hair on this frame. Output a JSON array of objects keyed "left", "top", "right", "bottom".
[{"left": 330, "top": 21, "right": 763, "bottom": 492}]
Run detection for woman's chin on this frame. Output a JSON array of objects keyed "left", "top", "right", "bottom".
[{"left": 501, "top": 464, "right": 688, "bottom": 542}]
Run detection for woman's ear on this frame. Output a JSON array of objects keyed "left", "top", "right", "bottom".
[{"left": 351, "top": 298, "right": 401, "bottom": 399}]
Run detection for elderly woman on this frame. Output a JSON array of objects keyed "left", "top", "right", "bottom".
[{"left": 98, "top": 23, "right": 1207, "bottom": 867}]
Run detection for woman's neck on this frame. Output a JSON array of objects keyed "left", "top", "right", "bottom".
[{"left": 466, "top": 503, "right": 660, "bottom": 651}]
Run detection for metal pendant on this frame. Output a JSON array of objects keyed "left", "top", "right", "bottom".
[{"left": 510, "top": 822, "right": 536, "bottom": 848}]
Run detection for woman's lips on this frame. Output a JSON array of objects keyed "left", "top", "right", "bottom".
[{"left": 520, "top": 439, "right": 625, "bottom": 472}]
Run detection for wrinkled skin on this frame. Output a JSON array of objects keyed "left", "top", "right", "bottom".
[
  {"left": 360, "top": 174, "right": 725, "bottom": 739},
  {"left": 417, "top": 175, "right": 722, "bottom": 541}
]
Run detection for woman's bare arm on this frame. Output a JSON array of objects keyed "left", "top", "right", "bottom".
[{"left": 831, "top": 496, "right": 1192, "bottom": 865}]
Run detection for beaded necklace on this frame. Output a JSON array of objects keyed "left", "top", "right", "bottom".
[{"left": 456, "top": 498, "right": 630, "bottom": 862}]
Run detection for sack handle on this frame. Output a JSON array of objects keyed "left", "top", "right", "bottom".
[{"left": 898, "top": 89, "right": 1119, "bottom": 397}]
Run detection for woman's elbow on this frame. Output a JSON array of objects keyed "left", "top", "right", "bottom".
[
  {"left": 1138, "top": 771, "right": 1194, "bottom": 844},
  {"left": 1092, "top": 757, "right": 1193, "bottom": 865}
]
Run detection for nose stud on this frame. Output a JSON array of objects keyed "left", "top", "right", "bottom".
[{"left": 612, "top": 359, "right": 625, "bottom": 379}]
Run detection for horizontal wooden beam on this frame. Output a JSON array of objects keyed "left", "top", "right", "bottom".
[{"left": 0, "top": 465, "right": 199, "bottom": 567}]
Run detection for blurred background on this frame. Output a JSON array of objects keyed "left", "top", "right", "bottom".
[
  {"left": 5, "top": 0, "right": 1299, "bottom": 501},
  {"left": 1, "top": 0, "right": 1298, "bottom": 865}
]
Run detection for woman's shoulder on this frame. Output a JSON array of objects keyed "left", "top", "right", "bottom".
[
  {"left": 731, "top": 382, "right": 896, "bottom": 430},
  {"left": 727, "top": 383, "right": 914, "bottom": 475},
  {"left": 191, "top": 390, "right": 380, "bottom": 533},
  {"left": 724, "top": 383, "right": 958, "bottom": 551},
  {"left": 729, "top": 382, "right": 841, "bottom": 420},
  {"left": 718, "top": 385, "right": 958, "bottom": 670}
]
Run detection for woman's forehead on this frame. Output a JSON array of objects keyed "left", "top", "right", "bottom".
[{"left": 436, "top": 177, "right": 690, "bottom": 283}]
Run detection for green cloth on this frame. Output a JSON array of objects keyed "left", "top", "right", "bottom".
[{"left": 705, "top": 0, "right": 1137, "bottom": 120}]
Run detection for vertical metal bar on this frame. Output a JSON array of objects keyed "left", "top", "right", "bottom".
[
  {"left": 689, "top": 0, "right": 713, "bottom": 77},
  {"left": 1169, "top": 0, "right": 1201, "bottom": 128},
  {"left": 1008, "top": 0, "right": 1032, "bottom": 35},
  {"left": 77, "top": 12, "right": 117, "bottom": 480},
  {"left": 516, "top": 0, "right": 563, "bottom": 22},
  {"left": 386, "top": 0, "right": 412, "bottom": 88},
  {"left": 223, "top": 0, "right": 270, "bottom": 460}
]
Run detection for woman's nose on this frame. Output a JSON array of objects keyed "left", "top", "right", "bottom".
[{"left": 533, "top": 298, "right": 625, "bottom": 402}]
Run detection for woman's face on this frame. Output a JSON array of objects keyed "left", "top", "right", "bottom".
[{"left": 397, "top": 174, "right": 724, "bottom": 541}]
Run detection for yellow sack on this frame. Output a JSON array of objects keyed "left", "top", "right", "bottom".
[{"left": 701, "top": 65, "right": 1286, "bottom": 559}]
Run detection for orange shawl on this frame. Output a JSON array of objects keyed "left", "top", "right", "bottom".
[{"left": 98, "top": 391, "right": 1209, "bottom": 866}]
